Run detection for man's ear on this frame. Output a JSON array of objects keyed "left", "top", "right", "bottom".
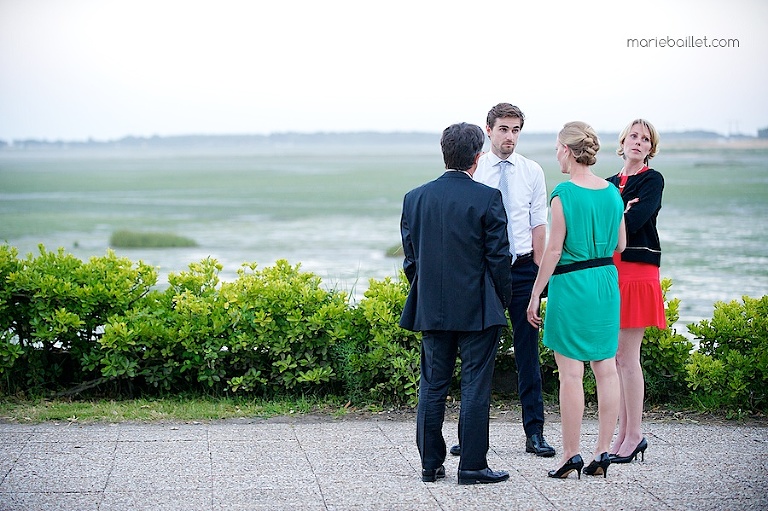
[{"left": 467, "top": 152, "right": 482, "bottom": 176}]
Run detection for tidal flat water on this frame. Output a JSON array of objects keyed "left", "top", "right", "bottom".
[{"left": 1, "top": 138, "right": 767, "bottom": 337}]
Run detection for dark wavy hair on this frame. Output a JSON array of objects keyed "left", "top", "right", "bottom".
[{"left": 441, "top": 123, "right": 485, "bottom": 171}]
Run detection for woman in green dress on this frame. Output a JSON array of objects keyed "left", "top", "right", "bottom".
[{"left": 527, "top": 121, "right": 626, "bottom": 479}]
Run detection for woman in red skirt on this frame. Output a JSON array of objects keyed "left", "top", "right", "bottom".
[{"left": 606, "top": 119, "right": 666, "bottom": 464}]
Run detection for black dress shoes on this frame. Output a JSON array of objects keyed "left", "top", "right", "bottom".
[
  {"left": 583, "top": 452, "right": 611, "bottom": 478},
  {"left": 421, "top": 465, "right": 446, "bottom": 482},
  {"left": 547, "top": 454, "right": 584, "bottom": 479},
  {"left": 455, "top": 434, "right": 556, "bottom": 458},
  {"left": 526, "top": 433, "right": 556, "bottom": 457},
  {"left": 458, "top": 467, "right": 510, "bottom": 485}
]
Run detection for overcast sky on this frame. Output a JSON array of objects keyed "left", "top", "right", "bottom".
[{"left": 1, "top": 0, "right": 766, "bottom": 141}]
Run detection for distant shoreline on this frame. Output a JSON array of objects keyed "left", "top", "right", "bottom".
[{"left": 2, "top": 130, "right": 766, "bottom": 151}]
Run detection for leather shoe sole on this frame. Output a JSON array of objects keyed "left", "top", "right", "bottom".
[
  {"left": 458, "top": 467, "right": 509, "bottom": 485},
  {"left": 526, "top": 445, "right": 556, "bottom": 457},
  {"left": 422, "top": 465, "right": 446, "bottom": 482}
]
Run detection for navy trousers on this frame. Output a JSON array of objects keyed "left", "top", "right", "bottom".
[
  {"left": 509, "top": 258, "right": 546, "bottom": 436},
  {"left": 416, "top": 327, "right": 501, "bottom": 471}
]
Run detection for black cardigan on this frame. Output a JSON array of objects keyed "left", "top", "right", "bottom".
[{"left": 607, "top": 169, "right": 664, "bottom": 267}]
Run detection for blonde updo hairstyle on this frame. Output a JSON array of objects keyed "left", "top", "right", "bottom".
[
  {"left": 558, "top": 121, "right": 600, "bottom": 166},
  {"left": 617, "top": 118, "right": 660, "bottom": 162}
]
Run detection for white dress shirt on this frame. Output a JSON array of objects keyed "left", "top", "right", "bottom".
[{"left": 474, "top": 151, "right": 548, "bottom": 256}]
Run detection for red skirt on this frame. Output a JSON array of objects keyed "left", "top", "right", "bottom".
[{"left": 613, "top": 253, "right": 667, "bottom": 329}]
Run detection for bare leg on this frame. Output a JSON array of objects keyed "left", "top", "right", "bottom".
[
  {"left": 591, "top": 357, "right": 620, "bottom": 458},
  {"left": 612, "top": 363, "right": 626, "bottom": 454},
  {"left": 554, "top": 352, "right": 584, "bottom": 465},
  {"left": 612, "top": 328, "right": 645, "bottom": 457}
]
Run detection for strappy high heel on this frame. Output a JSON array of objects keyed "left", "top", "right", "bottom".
[
  {"left": 583, "top": 452, "right": 611, "bottom": 478},
  {"left": 610, "top": 437, "right": 648, "bottom": 464},
  {"left": 548, "top": 454, "right": 584, "bottom": 479}
]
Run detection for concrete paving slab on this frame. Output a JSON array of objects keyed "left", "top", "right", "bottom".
[
  {"left": 100, "top": 490, "right": 212, "bottom": 511},
  {"left": 1, "top": 491, "right": 102, "bottom": 511},
  {"left": 27, "top": 423, "right": 121, "bottom": 443}
]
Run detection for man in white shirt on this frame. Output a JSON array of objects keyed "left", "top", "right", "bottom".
[{"left": 450, "top": 103, "right": 555, "bottom": 458}]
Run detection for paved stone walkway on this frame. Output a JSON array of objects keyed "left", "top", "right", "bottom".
[{"left": 1, "top": 416, "right": 766, "bottom": 510}]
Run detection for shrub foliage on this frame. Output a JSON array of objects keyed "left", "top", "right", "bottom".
[
  {"left": 686, "top": 296, "right": 768, "bottom": 413},
  {"left": 1, "top": 244, "right": 765, "bottom": 413}
]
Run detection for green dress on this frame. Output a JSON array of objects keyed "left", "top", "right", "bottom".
[{"left": 542, "top": 181, "right": 625, "bottom": 361}]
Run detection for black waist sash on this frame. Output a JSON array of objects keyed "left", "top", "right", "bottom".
[{"left": 552, "top": 257, "right": 614, "bottom": 276}]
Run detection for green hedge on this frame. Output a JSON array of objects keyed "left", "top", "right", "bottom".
[
  {"left": 1, "top": 244, "right": 765, "bottom": 413},
  {"left": 686, "top": 295, "right": 768, "bottom": 414}
]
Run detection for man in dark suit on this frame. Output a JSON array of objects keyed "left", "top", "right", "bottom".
[{"left": 399, "top": 122, "right": 513, "bottom": 485}]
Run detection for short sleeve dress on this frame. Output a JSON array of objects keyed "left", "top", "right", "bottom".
[{"left": 542, "top": 181, "right": 625, "bottom": 361}]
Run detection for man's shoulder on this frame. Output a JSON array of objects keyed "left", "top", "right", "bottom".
[
  {"left": 450, "top": 172, "right": 495, "bottom": 190},
  {"left": 469, "top": 178, "right": 500, "bottom": 194},
  {"left": 407, "top": 171, "right": 476, "bottom": 193},
  {"left": 404, "top": 176, "right": 436, "bottom": 198},
  {"left": 511, "top": 151, "right": 543, "bottom": 170},
  {"left": 447, "top": 172, "right": 500, "bottom": 197}
]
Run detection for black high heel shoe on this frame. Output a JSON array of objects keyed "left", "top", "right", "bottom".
[
  {"left": 610, "top": 437, "right": 648, "bottom": 464},
  {"left": 583, "top": 452, "right": 611, "bottom": 478},
  {"left": 547, "top": 454, "right": 584, "bottom": 479}
]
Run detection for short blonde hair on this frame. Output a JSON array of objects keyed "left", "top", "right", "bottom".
[
  {"left": 617, "top": 119, "right": 660, "bottom": 162},
  {"left": 558, "top": 121, "right": 600, "bottom": 166}
]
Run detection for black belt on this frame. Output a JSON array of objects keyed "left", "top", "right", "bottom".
[
  {"left": 552, "top": 257, "right": 614, "bottom": 275},
  {"left": 512, "top": 252, "right": 533, "bottom": 267}
]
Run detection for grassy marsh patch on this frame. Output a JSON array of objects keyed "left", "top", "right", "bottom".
[{"left": 109, "top": 230, "right": 197, "bottom": 248}]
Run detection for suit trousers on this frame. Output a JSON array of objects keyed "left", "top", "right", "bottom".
[
  {"left": 416, "top": 326, "right": 501, "bottom": 471},
  {"left": 509, "top": 258, "right": 546, "bottom": 436}
]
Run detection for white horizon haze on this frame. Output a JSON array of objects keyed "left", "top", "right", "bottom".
[{"left": 1, "top": 0, "right": 766, "bottom": 142}]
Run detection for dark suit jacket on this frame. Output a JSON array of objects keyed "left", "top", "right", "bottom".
[{"left": 399, "top": 171, "right": 512, "bottom": 332}]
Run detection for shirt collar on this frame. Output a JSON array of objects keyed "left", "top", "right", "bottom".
[{"left": 487, "top": 152, "right": 516, "bottom": 167}]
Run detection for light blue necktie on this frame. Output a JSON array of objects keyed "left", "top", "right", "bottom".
[{"left": 497, "top": 160, "right": 516, "bottom": 262}]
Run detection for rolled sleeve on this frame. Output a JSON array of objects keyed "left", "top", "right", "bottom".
[{"left": 529, "top": 164, "right": 548, "bottom": 227}]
